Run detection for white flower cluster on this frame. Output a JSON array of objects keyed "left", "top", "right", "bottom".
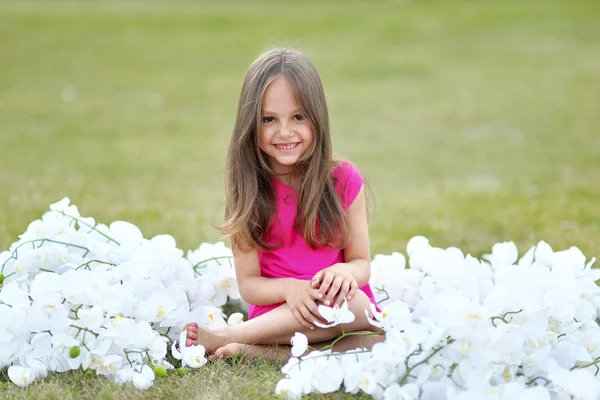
[
  {"left": 277, "top": 237, "right": 600, "bottom": 399},
  {"left": 0, "top": 198, "right": 240, "bottom": 389},
  {"left": 4, "top": 198, "right": 600, "bottom": 399}
]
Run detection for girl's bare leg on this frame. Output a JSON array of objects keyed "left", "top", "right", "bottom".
[
  {"left": 185, "top": 290, "right": 378, "bottom": 353},
  {"left": 212, "top": 330, "right": 386, "bottom": 362}
]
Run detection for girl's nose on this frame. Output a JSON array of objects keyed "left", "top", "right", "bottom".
[{"left": 279, "top": 125, "right": 294, "bottom": 138}]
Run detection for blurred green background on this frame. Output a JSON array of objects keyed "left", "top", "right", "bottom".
[
  {"left": 1, "top": 0, "right": 599, "bottom": 257},
  {"left": 1, "top": 0, "right": 600, "bottom": 398}
]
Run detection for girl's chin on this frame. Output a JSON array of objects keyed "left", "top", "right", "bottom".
[{"left": 270, "top": 157, "right": 300, "bottom": 172}]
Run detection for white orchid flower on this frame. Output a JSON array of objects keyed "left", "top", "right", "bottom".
[
  {"left": 132, "top": 364, "right": 155, "bottom": 390},
  {"left": 314, "top": 298, "right": 355, "bottom": 328},
  {"left": 227, "top": 312, "right": 244, "bottom": 326},
  {"left": 366, "top": 300, "right": 411, "bottom": 331},
  {"left": 0, "top": 281, "right": 30, "bottom": 307},
  {"left": 8, "top": 366, "right": 36, "bottom": 387},
  {"left": 482, "top": 241, "right": 518, "bottom": 269},
  {"left": 171, "top": 330, "right": 188, "bottom": 360},
  {"left": 172, "top": 329, "right": 207, "bottom": 368},
  {"left": 275, "top": 378, "right": 302, "bottom": 399},
  {"left": 290, "top": 332, "right": 308, "bottom": 357},
  {"left": 182, "top": 345, "right": 208, "bottom": 368}
]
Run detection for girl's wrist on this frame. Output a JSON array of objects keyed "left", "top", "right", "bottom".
[
  {"left": 330, "top": 263, "right": 349, "bottom": 274},
  {"left": 280, "top": 278, "right": 302, "bottom": 301}
]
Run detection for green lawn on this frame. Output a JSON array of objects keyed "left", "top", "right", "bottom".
[{"left": 1, "top": 0, "right": 599, "bottom": 398}]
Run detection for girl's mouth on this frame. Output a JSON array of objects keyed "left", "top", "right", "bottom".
[{"left": 274, "top": 142, "right": 300, "bottom": 152}]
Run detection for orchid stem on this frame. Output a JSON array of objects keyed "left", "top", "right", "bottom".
[
  {"left": 48, "top": 210, "right": 120, "bottom": 245},
  {"left": 2, "top": 239, "right": 93, "bottom": 273}
]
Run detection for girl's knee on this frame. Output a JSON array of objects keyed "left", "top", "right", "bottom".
[
  {"left": 346, "top": 291, "right": 376, "bottom": 329},
  {"left": 348, "top": 290, "right": 372, "bottom": 312}
]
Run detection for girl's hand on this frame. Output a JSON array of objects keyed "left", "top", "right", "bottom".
[
  {"left": 311, "top": 265, "right": 358, "bottom": 308},
  {"left": 285, "top": 280, "right": 327, "bottom": 330}
]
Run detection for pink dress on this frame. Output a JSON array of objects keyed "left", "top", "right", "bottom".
[{"left": 248, "top": 161, "right": 378, "bottom": 319}]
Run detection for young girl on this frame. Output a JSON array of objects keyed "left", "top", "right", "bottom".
[{"left": 184, "top": 48, "right": 383, "bottom": 360}]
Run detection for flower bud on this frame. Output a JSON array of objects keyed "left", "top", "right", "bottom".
[
  {"left": 69, "top": 346, "right": 80, "bottom": 358},
  {"left": 153, "top": 365, "right": 167, "bottom": 378}
]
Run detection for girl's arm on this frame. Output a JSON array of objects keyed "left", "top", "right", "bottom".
[
  {"left": 312, "top": 185, "right": 372, "bottom": 306},
  {"left": 234, "top": 244, "right": 326, "bottom": 329},
  {"left": 340, "top": 184, "right": 371, "bottom": 285},
  {"left": 233, "top": 244, "right": 302, "bottom": 306}
]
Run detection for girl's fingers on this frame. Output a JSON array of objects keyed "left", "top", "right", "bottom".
[
  {"left": 324, "top": 277, "right": 343, "bottom": 306},
  {"left": 311, "top": 271, "right": 323, "bottom": 288},
  {"left": 293, "top": 308, "right": 313, "bottom": 330},
  {"left": 318, "top": 272, "right": 334, "bottom": 298},
  {"left": 347, "top": 280, "right": 359, "bottom": 300},
  {"left": 306, "top": 299, "right": 326, "bottom": 323},
  {"left": 299, "top": 306, "right": 316, "bottom": 330},
  {"left": 309, "top": 287, "right": 322, "bottom": 300},
  {"left": 335, "top": 281, "right": 351, "bottom": 307}
]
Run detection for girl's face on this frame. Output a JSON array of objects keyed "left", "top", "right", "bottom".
[{"left": 259, "top": 75, "right": 314, "bottom": 177}]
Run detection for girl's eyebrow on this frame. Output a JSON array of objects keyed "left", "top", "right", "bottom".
[{"left": 261, "top": 108, "right": 304, "bottom": 115}]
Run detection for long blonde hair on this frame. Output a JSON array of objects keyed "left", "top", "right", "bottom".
[{"left": 220, "top": 48, "right": 348, "bottom": 251}]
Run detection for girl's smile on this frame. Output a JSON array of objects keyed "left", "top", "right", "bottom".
[
  {"left": 273, "top": 142, "right": 300, "bottom": 152},
  {"left": 259, "top": 75, "right": 314, "bottom": 176}
]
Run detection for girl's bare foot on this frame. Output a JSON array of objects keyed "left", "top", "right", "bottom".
[
  {"left": 213, "top": 343, "right": 291, "bottom": 362},
  {"left": 183, "top": 322, "right": 231, "bottom": 353},
  {"left": 211, "top": 332, "right": 386, "bottom": 363},
  {"left": 213, "top": 343, "right": 249, "bottom": 359}
]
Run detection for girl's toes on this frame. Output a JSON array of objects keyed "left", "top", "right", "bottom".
[
  {"left": 215, "top": 344, "right": 237, "bottom": 358},
  {"left": 215, "top": 343, "right": 245, "bottom": 359},
  {"left": 186, "top": 327, "right": 196, "bottom": 334},
  {"left": 183, "top": 322, "right": 198, "bottom": 332},
  {"left": 213, "top": 347, "right": 225, "bottom": 359}
]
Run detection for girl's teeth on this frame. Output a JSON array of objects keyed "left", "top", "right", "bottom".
[{"left": 276, "top": 143, "right": 298, "bottom": 150}]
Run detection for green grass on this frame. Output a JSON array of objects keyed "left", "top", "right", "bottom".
[{"left": 1, "top": 0, "right": 599, "bottom": 398}]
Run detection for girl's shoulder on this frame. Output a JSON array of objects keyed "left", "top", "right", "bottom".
[
  {"left": 331, "top": 161, "right": 364, "bottom": 210},
  {"left": 332, "top": 160, "right": 361, "bottom": 180}
]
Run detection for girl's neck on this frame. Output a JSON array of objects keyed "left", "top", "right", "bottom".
[
  {"left": 274, "top": 172, "right": 300, "bottom": 190},
  {"left": 270, "top": 161, "right": 301, "bottom": 189}
]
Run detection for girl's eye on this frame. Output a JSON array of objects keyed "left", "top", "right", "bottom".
[
  {"left": 293, "top": 114, "right": 305, "bottom": 121},
  {"left": 262, "top": 116, "right": 274, "bottom": 123}
]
